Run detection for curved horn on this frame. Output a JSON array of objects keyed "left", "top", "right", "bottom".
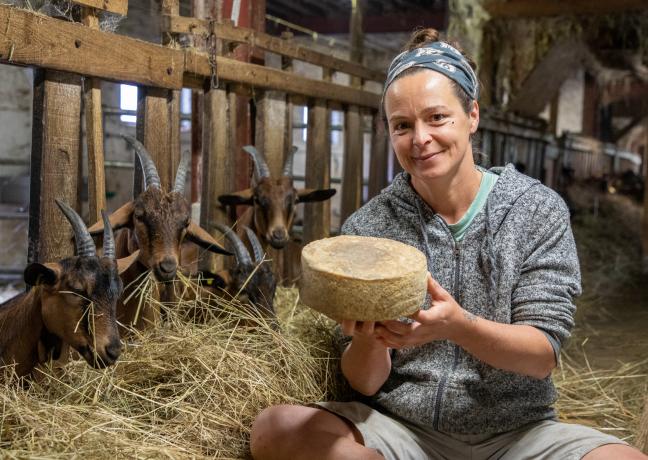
[
  {"left": 122, "top": 134, "right": 161, "bottom": 190},
  {"left": 214, "top": 223, "right": 252, "bottom": 266},
  {"left": 101, "top": 209, "right": 116, "bottom": 260},
  {"left": 242, "top": 145, "right": 271, "bottom": 180},
  {"left": 282, "top": 146, "right": 298, "bottom": 178},
  {"left": 55, "top": 200, "right": 96, "bottom": 258},
  {"left": 173, "top": 150, "right": 190, "bottom": 194},
  {"left": 243, "top": 226, "right": 264, "bottom": 264}
]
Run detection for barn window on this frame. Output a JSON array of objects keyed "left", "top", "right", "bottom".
[{"left": 120, "top": 84, "right": 137, "bottom": 124}]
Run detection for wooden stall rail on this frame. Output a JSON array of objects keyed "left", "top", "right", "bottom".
[{"left": 0, "top": 3, "right": 389, "bottom": 281}]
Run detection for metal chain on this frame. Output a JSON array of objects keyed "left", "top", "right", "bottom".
[{"left": 207, "top": 19, "right": 219, "bottom": 90}]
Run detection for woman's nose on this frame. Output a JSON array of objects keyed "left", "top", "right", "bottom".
[{"left": 412, "top": 120, "right": 431, "bottom": 148}]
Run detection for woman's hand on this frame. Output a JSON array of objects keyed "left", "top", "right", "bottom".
[
  {"left": 375, "top": 274, "right": 466, "bottom": 349},
  {"left": 341, "top": 320, "right": 389, "bottom": 349}
]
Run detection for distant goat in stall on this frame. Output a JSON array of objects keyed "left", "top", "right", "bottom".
[
  {"left": 218, "top": 145, "right": 336, "bottom": 250},
  {"left": 88, "top": 136, "right": 231, "bottom": 329},
  {"left": 0, "top": 201, "right": 137, "bottom": 378}
]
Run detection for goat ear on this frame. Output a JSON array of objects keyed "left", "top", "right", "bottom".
[
  {"left": 116, "top": 250, "right": 140, "bottom": 275},
  {"left": 218, "top": 189, "right": 254, "bottom": 206},
  {"left": 297, "top": 188, "right": 337, "bottom": 203},
  {"left": 185, "top": 222, "right": 233, "bottom": 256},
  {"left": 88, "top": 201, "right": 135, "bottom": 236},
  {"left": 24, "top": 262, "right": 61, "bottom": 286}
]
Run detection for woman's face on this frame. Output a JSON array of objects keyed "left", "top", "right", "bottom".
[{"left": 384, "top": 69, "right": 479, "bottom": 182}]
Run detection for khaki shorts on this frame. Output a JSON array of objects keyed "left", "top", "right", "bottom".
[{"left": 315, "top": 401, "right": 627, "bottom": 460}]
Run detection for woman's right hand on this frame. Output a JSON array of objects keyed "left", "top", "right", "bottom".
[{"left": 341, "top": 320, "right": 389, "bottom": 349}]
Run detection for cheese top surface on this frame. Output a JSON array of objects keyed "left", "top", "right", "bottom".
[{"left": 301, "top": 235, "right": 427, "bottom": 281}]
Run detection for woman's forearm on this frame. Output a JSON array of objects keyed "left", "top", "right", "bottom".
[
  {"left": 449, "top": 312, "right": 556, "bottom": 379},
  {"left": 341, "top": 336, "right": 392, "bottom": 396}
]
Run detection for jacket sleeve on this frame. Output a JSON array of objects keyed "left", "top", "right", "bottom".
[{"left": 510, "top": 209, "right": 582, "bottom": 348}]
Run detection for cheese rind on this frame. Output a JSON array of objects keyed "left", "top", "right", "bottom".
[{"left": 300, "top": 235, "right": 428, "bottom": 321}]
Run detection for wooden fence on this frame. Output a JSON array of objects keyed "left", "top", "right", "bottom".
[{"left": 0, "top": 1, "right": 389, "bottom": 280}]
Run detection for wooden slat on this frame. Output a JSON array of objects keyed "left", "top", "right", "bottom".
[
  {"left": 340, "top": 105, "right": 364, "bottom": 224},
  {"left": 136, "top": 87, "right": 174, "bottom": 191},
  {"left": 368, "top": 114, "right": 389, "bottom": 199},
  {"left": 484, "top": 0, "right": 648, "bottom": 18},
  {"left": 163, "top": 15, "right": 386, "bottom": 82},
  {"left": 28, "top": 70, "right": 82, "bottom": 263},
  {"left": 0, "top": 6, "right": 381, "bottom": 108},
  {"left": 199, "top": 88, "right": 234, "bottom": 273},
  {"left": 255, "top": 91, "right": 289, "bottom": 177},
  {"left": 184, "top": 52, "right": 381, "bottom": 108},
  {"left": 0, "top": 5, "right": 182, "bottom": 89},
  {"left": 71, "top": 0, "right": 128, "bottom": 16},
  {"left": 82, "top": 6, "right": 105, "bottom": 224}
]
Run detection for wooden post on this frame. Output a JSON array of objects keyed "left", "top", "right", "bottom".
[
  {"left": 340, "top": 0, "right": 365, "bottom": 224},
  {"left": 368, "top": 112, "right": 389, "bottom": 199},
  {"left": 162, "top": 0, "right": 182, "bottom": 191},
  {"left": 28, "top": 70, "right": 82, "bottom": 263},
  {"left": 81, "top": 6, "right": 105, "bottom": 224},
  {"left": 190, "top": 0, "right": 206, "bottom": 203}
]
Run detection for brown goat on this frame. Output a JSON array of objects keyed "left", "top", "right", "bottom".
[
  {"left": 0, "top": 201, "right": 137, "bottom": 378},
  {"left": 88, "top": 136, "right": 231, "bottom": 329},
  {"left": 218, "top": 146, "right": 336, "bottom": 250}
]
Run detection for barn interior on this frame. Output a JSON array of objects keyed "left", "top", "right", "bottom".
[{"left": 0, "top": 0, "right": 647, "bottom": 457}]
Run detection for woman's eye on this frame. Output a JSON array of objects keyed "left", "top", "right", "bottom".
[
  {"left": 429, "top": 114, "right": 447, "bottom": 123},
  {"left": 393, "top": 122, "right": 410, "bottom": 132}
]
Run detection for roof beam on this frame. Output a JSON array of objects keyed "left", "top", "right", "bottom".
[{"left": 484, "top": 0, "right": 648, "bottom": 18}]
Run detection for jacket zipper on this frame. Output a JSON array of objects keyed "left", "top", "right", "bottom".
[{"left": 433, "top": 242, "right": 462, "bottom": 431}]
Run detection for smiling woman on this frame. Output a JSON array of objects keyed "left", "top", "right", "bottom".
[{"left": 248, "top": 29, "right": 648, "bottom": 460}]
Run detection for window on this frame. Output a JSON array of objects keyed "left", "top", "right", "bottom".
[{"left": 120, "top": 84, "right": 137, "bottom": 124}]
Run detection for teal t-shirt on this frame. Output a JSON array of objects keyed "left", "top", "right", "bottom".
[{"left": 447, "top": 169, "right": 498, "bottom": 242}]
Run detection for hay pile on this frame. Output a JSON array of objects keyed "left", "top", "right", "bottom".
[{"left": 0, "top": 274, "right": 343, "bottom": 459}]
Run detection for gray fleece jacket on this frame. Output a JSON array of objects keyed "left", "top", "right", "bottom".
[{"left": 341, "top": 163, "right": 581, "bottom": 435}]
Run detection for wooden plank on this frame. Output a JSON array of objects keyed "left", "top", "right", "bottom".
[
  {"left": 484, "top": 0, "right": 648, "bottom": 18},
  {"left": 255, "top": 91, "right": 289, "bottom": 177},
  {"left": 340, "top": 105, "right": 364, "bottom": 224},
  {"left": 0, "top": 5, "right": 182, "bottom": 89},
  {"left": 136, "top": 87, "right": 174, "bottom": 191},
  {"left": 71, "top": 0, "right": 128, "bottom": 16},
  {"left": 368, "top": 113, "right": 388, "bottom": 199},
  {"left": 163, "top": 15, "right": 386, "bottom": 82},
  {"left": 28, "top": 70, "right": 82, "bottom": 263},
  {"left": 184, "top": 52, "right": 381, "bottom": 108},
  {"left": 199, "top": 88, "right": 233, "bottom": 273},
  {"left": 303, "top": 97, "right": 332, "bottom": 244},
  {"left": 82, "top": 6, "right": 105, "bottom": 224}
]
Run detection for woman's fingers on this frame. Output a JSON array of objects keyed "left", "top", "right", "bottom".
[{"left": 341, "top": 320, "right": 356, "bottom": 336}]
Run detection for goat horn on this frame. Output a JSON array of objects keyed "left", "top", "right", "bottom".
[
  {"left": 173, "top": 150, "right": 190, "bottom": 194},
  {"left": 101, "top": 209, "right": 116, "bottom": 260},
  {"left": 282, "top": 145, "right": 298, "bottom": 178},
  {"left": 242, "top": 145, "right": 271, "bottom": 180},
  {"left": 122, "top": 135, "right": 161, "bottom": 190},
  {"left": 55, "top": 200, "right": 96, "bottom": 258},
  {"left": 214, "top": 223, "right": 252, "bottom": 267},
  {"left": 243, "top": 226, "right": 264, "bottom": 264}
]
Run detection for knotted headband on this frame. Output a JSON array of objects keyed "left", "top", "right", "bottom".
[{"left": 383, "top": 41, "right": 479, "bottom": 101}]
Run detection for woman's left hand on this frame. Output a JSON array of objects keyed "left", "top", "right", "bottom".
[{"left": 375, "top": 274, "right": 467, "bottom": 349}]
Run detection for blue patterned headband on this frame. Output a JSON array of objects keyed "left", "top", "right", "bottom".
[{"left": 384, "top": 41, "right": 479, "bottom": 101}]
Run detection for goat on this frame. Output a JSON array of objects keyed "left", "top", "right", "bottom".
[
  {"left": 218, "top": 145, "right": 336, "bottom": 250},
  {"left": 0, "top": 201, "right": 137, "bottom": 378},
  {"left": 88, "top": 136, "right": 231, "bottom": 329}
]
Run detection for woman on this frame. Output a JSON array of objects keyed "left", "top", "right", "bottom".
[{"left": 250, "top": 29, "right": 647, "bottom": 460}]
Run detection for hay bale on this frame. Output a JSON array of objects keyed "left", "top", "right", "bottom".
[{"left": 300, "top": 235, "right": 428, "bottom": 321}]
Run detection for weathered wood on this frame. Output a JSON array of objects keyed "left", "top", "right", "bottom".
[
  {"left": 0, "top": 5, "right": 183, "bottom": 89},
  {"left": 163, "top": 15, "right": 385, "bottom": 82},
  {"left": 0, "top": 6, "right": 381, "bottom": 108},
  {"left": 303, "top": 97, "right": 332, "bottom": 244},
  {"left": 71, "top": 0, "right": 128, "bottom": 16},
  {"left": 368, "top": 113, "right": 389, "bottom": 199},
  {"left": 255, "top": 91, "right": 289, "bottom": 177},
  {"left": 184, "top": 52, "right": 381, "bottom": 108},
  {"left": 340, "top": 105, "right": 364, "bottom": 224},
  {"left": 484, "top": 0, "right": 648, "bottom": 18},
  {"left": 136, "top": 87, "right": 174, "bottom": 192},
  {"left": 199, "top": 88, "right": 233, "bottom": 273},
  {"left": 82, "top": 6, "right": 105, "bottom": 224},
  {"left": 28, "top": 70, "right": 82, "bottom": 263}
]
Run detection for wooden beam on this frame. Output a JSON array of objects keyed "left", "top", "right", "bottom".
[
  {"left": 162, "top": 15, "right": 386, "bottom": 82},
  {"left": 340, "top": 106, "right": 364, "bottom": 224},
  {"left": 0, "top": 5, "right": 381, "bottom": 108},
  {"left": 484, "top": 0, "right": 648, "bottom": 17},
  {"left": 199, "top": 87, "right": 234, "bottom": 273},
  {"left": 71, "top": 0, "right": 128, "bottom": 16},
  {"left": 28, "top": 70, "right": 82, "bottom": 263},
  {"left": 82, "top": 6, "right": 105, "bottom": 224},
  {"left": 368, "top": 114, "right": 388, "bottom": 199}
]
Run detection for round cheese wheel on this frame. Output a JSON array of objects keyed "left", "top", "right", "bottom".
[{"left": 300, "top": 235, "right": 428, "bottom": 321}]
